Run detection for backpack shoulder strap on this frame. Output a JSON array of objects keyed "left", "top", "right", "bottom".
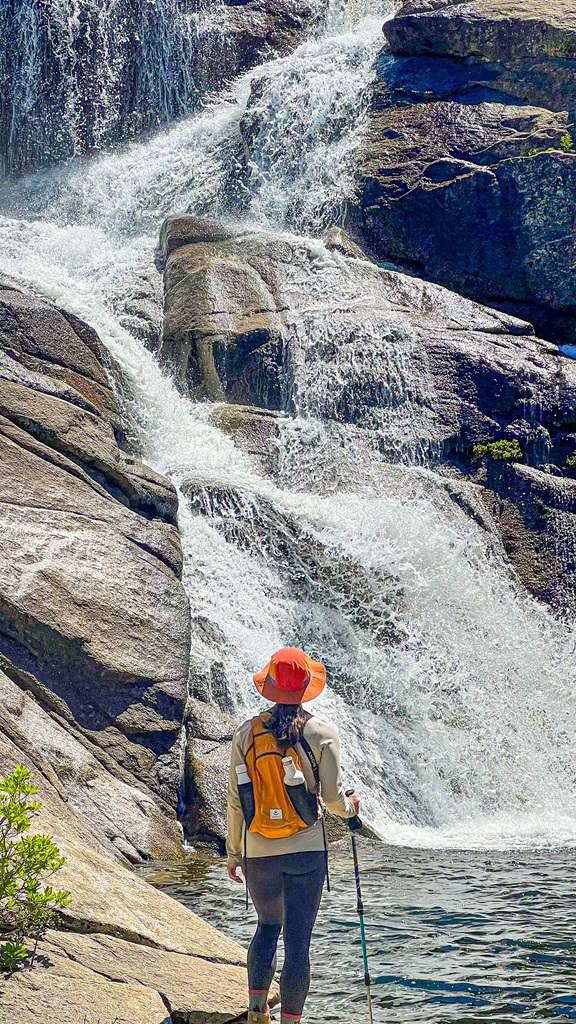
[
  {"left": 298, "top": 731, "right": 320, "bottom": 787},
  {"left": 244, "top": 714, "right": 266, "bottom": 759},
  {"left": 298, "top": 723, "right": 330, "bottom": 893}
]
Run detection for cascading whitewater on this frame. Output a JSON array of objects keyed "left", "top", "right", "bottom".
[
  {"left": 238, "top": 4, "right": 389, "bottom": 232},
  {"left": 0, "top": 0, "right": 272, "bottom": 178},
  {"left": 0, "top": 0, "right": 576, "bottom": 850}
]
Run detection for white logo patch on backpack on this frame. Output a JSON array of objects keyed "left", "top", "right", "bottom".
[{"left": 269, "top": 808, "right": 283, "bottom": 820}]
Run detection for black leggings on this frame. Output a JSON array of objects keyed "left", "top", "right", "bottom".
[{"left": 246, "top": 851, "right": 326, "bottom": 1017}]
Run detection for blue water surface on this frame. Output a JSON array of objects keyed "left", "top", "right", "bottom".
[{"left": 141, "top": 845, "right": 576, "bottom": 1022}]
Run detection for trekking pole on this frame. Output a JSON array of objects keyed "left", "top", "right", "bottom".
[{"left": 345, "top": 789, "right": 374, "bottom": 1024}]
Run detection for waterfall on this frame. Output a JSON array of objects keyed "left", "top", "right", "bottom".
[
  {"left": 1, "top": 0, "right": 576, "bottom": 851},
  {"left": 0, "top": 0, "right": 298, "bottom": 177}
]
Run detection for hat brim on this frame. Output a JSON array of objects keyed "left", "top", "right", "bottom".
[{"left": 253, "top": 658, "right": 326, "bottom": 704}]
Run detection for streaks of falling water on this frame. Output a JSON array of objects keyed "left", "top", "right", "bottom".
[
  {"left": 1, "top": 0, "right": 576, "bottom": 849},
  {"left": 0, "top": 0, "right": 250, "bottom": 177}
]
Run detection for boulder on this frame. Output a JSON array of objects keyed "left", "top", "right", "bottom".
[
  {"left": 1, "top": 0, "right": 325, "bottom": 177},
  {"left": 374, "top": 49, "right": 576, "bottom": 113},
  {"left": 0, "top": 723, "right": 248, "bottom": 1024},
  {"left": 210, "top": 404, "right": 282, "bottom": 476},
  {"left": 0, "top": 282, "right": 190, "bottom": 819},
  {"left": 160, "top": 216, "right": 576, "bottom": 611},
  {"left": 354, "top": 98, "right": 576, "bottom": 339},
  {"left": 385, "top": 1, "right": 576, "bottom": 62},
  {"left": 160, "top": 217, "right": 576, "bottom": 454},
  {"left": 350, "top": 0, "right": 576, "bottom": 341},
  {"left": 160, "top": 224, "right": 289, "bottom": 406}
]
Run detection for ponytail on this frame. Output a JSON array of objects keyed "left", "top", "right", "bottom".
[{"left": 265, "top": 704, "right": 308, "bottom": 749}]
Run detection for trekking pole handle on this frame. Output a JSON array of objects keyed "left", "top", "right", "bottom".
[{"left": 345, "top": 788, "right": 363, "bottom": 831}]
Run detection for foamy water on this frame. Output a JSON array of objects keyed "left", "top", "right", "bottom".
[{"left": 1, "top": 0, "right": 576, "bottom": 850}]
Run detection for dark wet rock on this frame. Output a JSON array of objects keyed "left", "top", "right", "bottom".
[
  {"left": 1, "top": 0, "right": 325, "bottom": 177},
  {"left": 0, "top": 281, "right": 190, "bottom": 819},
  {"left": 475, "top": 462, "right": 576, "bottom": 617},
  {"left": 374, "top": 50, "right": 576, "bottom": 113},
  {"left": 353, "top": 93, "right": 576, "bottom": 340}
]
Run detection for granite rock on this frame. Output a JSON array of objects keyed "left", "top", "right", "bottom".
[{"left": 0, "top": 282, "right": 190, "bottom": 815}]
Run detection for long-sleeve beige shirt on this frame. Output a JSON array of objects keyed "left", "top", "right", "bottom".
[{"left": 227, "top": 712, "right": 355, "bottom": 864}]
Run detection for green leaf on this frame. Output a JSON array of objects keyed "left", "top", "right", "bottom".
[
  {"left": 0, "top": 765, "right": 71, "bottom": 974},
  {"left": 472, "top": 439, "right": 522, "bottom": 464},
  {"left": 0, "top": 940, "right": 27, "bottom": 974}
]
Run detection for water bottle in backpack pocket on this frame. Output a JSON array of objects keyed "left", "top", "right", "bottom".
[
  {"left": 236, "top": 763, "right": 255, "bottom": 828},
  {"left": 282, "top": 755, "right": 317, "bottom": 826}
]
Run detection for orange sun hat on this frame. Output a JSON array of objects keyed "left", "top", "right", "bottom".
[{"left": 253, "top": 646, "right": 326, "bottom": 704}]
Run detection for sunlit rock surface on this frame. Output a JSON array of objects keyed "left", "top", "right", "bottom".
[
  {"left": 0, "top": 278, "right": 190, "bottom": 833},
  {"left": 0, "top": 717, "right": 248, "bottom": 1024}
]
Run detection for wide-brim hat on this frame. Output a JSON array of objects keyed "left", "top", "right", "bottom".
[{"left": 253, "top": 646, "right": 326, "bottom": 704}]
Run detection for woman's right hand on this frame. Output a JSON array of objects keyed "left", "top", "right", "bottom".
[
  {"left": 348, "top": 792, "right": 360, "bottom": 815},
  {"left": 227, "top": 856, "right": 244, "bottom": 883}
]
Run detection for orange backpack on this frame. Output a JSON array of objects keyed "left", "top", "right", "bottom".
[{"left": 245, "top": 714, "right": 316, "bottom": 839}]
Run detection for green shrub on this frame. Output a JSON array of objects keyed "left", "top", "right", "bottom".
[
  {"left": 566, "top": 454, "right": 576, "bottom": 468},
  {"left": 472, "top": 439, "right": 523, "bottom": 464},
  {"left": 0, "top": 764, "right": 71, "bottom": 973},
  {"left": 560, "top": 133, "right": 575, "bottom": 153}
]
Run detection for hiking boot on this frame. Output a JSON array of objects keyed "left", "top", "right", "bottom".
[{"left": 247, "top": 1013, "right": 270, "bottom": 1024}]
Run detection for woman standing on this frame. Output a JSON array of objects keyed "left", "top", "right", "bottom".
[{"left": 227, "top": 646, "right": 360, "bottom": 1024}]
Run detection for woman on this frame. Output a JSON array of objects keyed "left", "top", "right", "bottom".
[{"left": 227, "top": 646, "right": 359, "bottom": 1024}]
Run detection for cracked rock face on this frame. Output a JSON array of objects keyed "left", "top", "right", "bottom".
[
  {"left": 352, "top": 0, "right": 576, "bottom": 342},
  {"left": 0, "top": 279, "right": 190, "bottom": 833},
  {"left": 0, "top": 717, "right": 248, "bottom": 1024}
]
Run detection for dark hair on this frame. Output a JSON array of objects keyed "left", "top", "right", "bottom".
[{"left": 265, "top": 704, "right": 308, "bottom": 749}]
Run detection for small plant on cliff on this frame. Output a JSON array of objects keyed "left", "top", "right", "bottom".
[
  {"left": 566, "top": 454, "right": 576, "bottom": 469},
  {"left": 472, "top": 439, "right": 523, "bottom": 464},
  {"left": 0, "top": 764, "right": 71, "bottom": 973},
  {"left": 560, "top": 133, "right": 575, "bottom": 153}
]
